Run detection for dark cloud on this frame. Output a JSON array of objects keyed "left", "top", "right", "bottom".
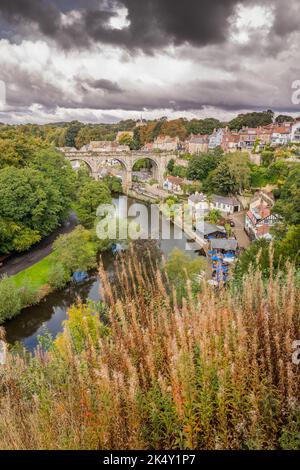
[
  {"left": 0, "top": 0, "right": 59, "bottom": 36},
  {"left": 86, "top": 79, "right": 124, "bottom": 93},
  {"left": 0, "top": 0, "right": 248, "bottom": 52},
  {"left": 1, "top": 0, "right": 300, "bottom": 123}
]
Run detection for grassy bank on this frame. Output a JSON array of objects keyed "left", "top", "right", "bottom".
[
  {"left": 12, "top": 253, "right": 55, "bottom": 290},
  {"left": 0, "top": 254, "right": 299, "bottom": 449},
  {"left": 0, "top": 226, "right": 111, "bottom": 324}
]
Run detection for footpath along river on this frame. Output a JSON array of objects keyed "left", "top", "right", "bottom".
[{"left": 5, "top": 196, "right": 202, "bottom": 352}]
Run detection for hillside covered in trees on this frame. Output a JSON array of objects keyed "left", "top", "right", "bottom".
[
  {"left": 2, "top": 109, "right": 296, "bottom": 151},
  {"left": 0, "top": 126, "right": 118, "bottom": 256}
]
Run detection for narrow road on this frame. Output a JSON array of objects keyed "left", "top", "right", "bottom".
[
  {"left": 230, "top": 211, "right": 251, "bottom": 249},
  {"left": 0, "top": 212, "right": 78, "bottom": 277}
]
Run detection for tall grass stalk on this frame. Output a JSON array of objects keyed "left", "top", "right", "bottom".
[{"left": 0, "top": 253, "right": 299, "bottom": 450}]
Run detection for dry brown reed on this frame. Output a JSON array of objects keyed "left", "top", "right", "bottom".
[{"left": 0, "top": 253, "right": 299, "bottom": 450}]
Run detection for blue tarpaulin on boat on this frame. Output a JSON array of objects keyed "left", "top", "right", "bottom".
[{"left": 72, "top": 271, "right": 88, "bottom": 283}]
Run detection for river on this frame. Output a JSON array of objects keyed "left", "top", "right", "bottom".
[{"left": 5, "top": 196, "right": 200, "bottom": 351}]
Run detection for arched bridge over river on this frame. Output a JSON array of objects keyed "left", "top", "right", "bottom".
[{"left": 62, "top": 150, "right": 175, "bottom": 192}]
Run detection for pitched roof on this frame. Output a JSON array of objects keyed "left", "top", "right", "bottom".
[
  {"left": 197, "top": 222, "right": 226, "bottom": 236},
  {"left": 166, "top": 176, "right": 184, "bottom": 185},
  {"left": 188, "top": 192, "right": 208, "bottom": 204},
  {"left": 212, "top": 195, "right": 240, "bottom": 207},
  {"left": 210, "top": 239, "right": 238, "bottom": 251}
]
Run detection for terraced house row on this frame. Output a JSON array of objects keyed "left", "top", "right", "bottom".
[{"left": 143, "top": 120, "right": 300, "bottom": 154}]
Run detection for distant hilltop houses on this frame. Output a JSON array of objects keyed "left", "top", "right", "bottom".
[
  {"left": 59, "top": 117, "right": 300, "bottom": 155},
  {"left": 143, "top": 119, "right": 300, "bottom": 154}
]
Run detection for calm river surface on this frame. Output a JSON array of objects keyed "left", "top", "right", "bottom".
[{"left": 5, "top": 197, "right": 199, "bottom": 351}]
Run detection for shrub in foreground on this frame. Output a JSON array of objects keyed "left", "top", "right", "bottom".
[{"left": 0, "top": 256, "right": 299, "bottom": 450}]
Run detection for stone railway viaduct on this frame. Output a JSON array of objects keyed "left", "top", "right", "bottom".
[{"left": 62, "top": 150, "right": 176, "bottom": 192}]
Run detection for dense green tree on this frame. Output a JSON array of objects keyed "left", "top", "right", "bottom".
[
  {"left": 267, "top": 160, "right": 291, "bottom": 185},
  {"left": 0, "top": 218, "right": 41, "bottom": 254},
  {"left": 64, "top": 121, "right": 83, "bottom": 147},
  {"left": 28, "top": 148, "right": 76, "bottom": 217},
  {"left": 0, "top": 167, "right": 65, "bottom": 253},
  {"left": 150, "top": 121, "right": 163, "bottom": 141},
  {"left": 275, "top": 115, "right": 294, "bottom": 123},
  {"left": 186, "top": 118, "right": 222, "bottom": 135},
  {"left": 187, "top": 152, "right": 222, "bottom": 181},
  {"left": 228, "top": 110, "right": 274, "bottom": 131},
  {"left": 101, "top": 176, "right": 123, "bottom": 193},
  {"left": 0, "top": 135, "right": 48, "bottom": 168},
  {"left": 234, "top": 225, "right": 300, "bottom": 281},
  {"left": 273, "top": 166, "right": 300, "bottom": 225},
  {"left": 249, "top": 164, "right": 269, "bottom": 188},
  {"left": 75, "top": 179, "right": 111, "bottom": 228},
  {"left": 205, "top": 152, "right": 251, "bottom": 195},
  {"left": 167, "top": 158, "right": 175, "bottom": 173},
  {"left": 130, "top": 127, "right": 141, "bottom": 150},
  {"left": 171, "top": 165, "right": 187, "bottom": 178},
  {"left": 53, "top": 226, "right": 97, "bottom": 274}
]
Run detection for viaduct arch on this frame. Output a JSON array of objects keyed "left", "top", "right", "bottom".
[{"left": 63, "top": 150, "right": 175, "bottom": 192}]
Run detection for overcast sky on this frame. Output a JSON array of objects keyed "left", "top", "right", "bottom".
[{"left": 0, "top": 0, "right": 300, "bottom": 124}]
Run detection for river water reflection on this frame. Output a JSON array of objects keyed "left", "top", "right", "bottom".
[{"left": 5, "top": 197, "right": 199, "bottom": 351}]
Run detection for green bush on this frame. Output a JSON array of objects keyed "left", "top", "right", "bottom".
[
  {"left": 18, "top": 278, "right": 40, "bottom": 308},
  {"left": 0, "top": 276, "right": 21, "bottom": 323},
  {"left": 47, "top": 262, "right": 70, "bottom": 290}
]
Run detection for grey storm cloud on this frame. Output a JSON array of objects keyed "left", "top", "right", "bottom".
[
  {"left": 0, "top": 0, "right": 249, "bottom": 51},
  {"left": 1, "top": 0, "right": 300, "bottom": 123},
  {"left": 85, "top": 79, "right": 124, "bottom": 93},
  {"left": 0, "top": 0, "right": 298, "bottom": 55}
]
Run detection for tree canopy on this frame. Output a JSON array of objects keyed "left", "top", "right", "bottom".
[{"left": 228, "top": 110, "right": 274, "bottom": 131}]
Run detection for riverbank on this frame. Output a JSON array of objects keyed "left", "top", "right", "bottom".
[
  {"left": 0, "top": 212, "right": 78, "bottom": 277},
  {"left": 4, "top": 196, "right": 203, "bottom": 350},
  {"left": 0, "top": 225, "right": 112, "bottom": 326}
]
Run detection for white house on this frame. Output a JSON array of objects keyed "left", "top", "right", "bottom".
[
  {"left": 188, "top": 192, "right": 210, "bottom": 215},
  {"left": 163, "top": 176, "right": 184, "bottom": 194},
  {"left": 208, "top": 128, "right": 224, "bottom": 149},
  {"left": 270, "top": 126, "right": 292, "bottom": 146},
  {"left": 211, "top": 195, "right": 241, "bottom": 214}
]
